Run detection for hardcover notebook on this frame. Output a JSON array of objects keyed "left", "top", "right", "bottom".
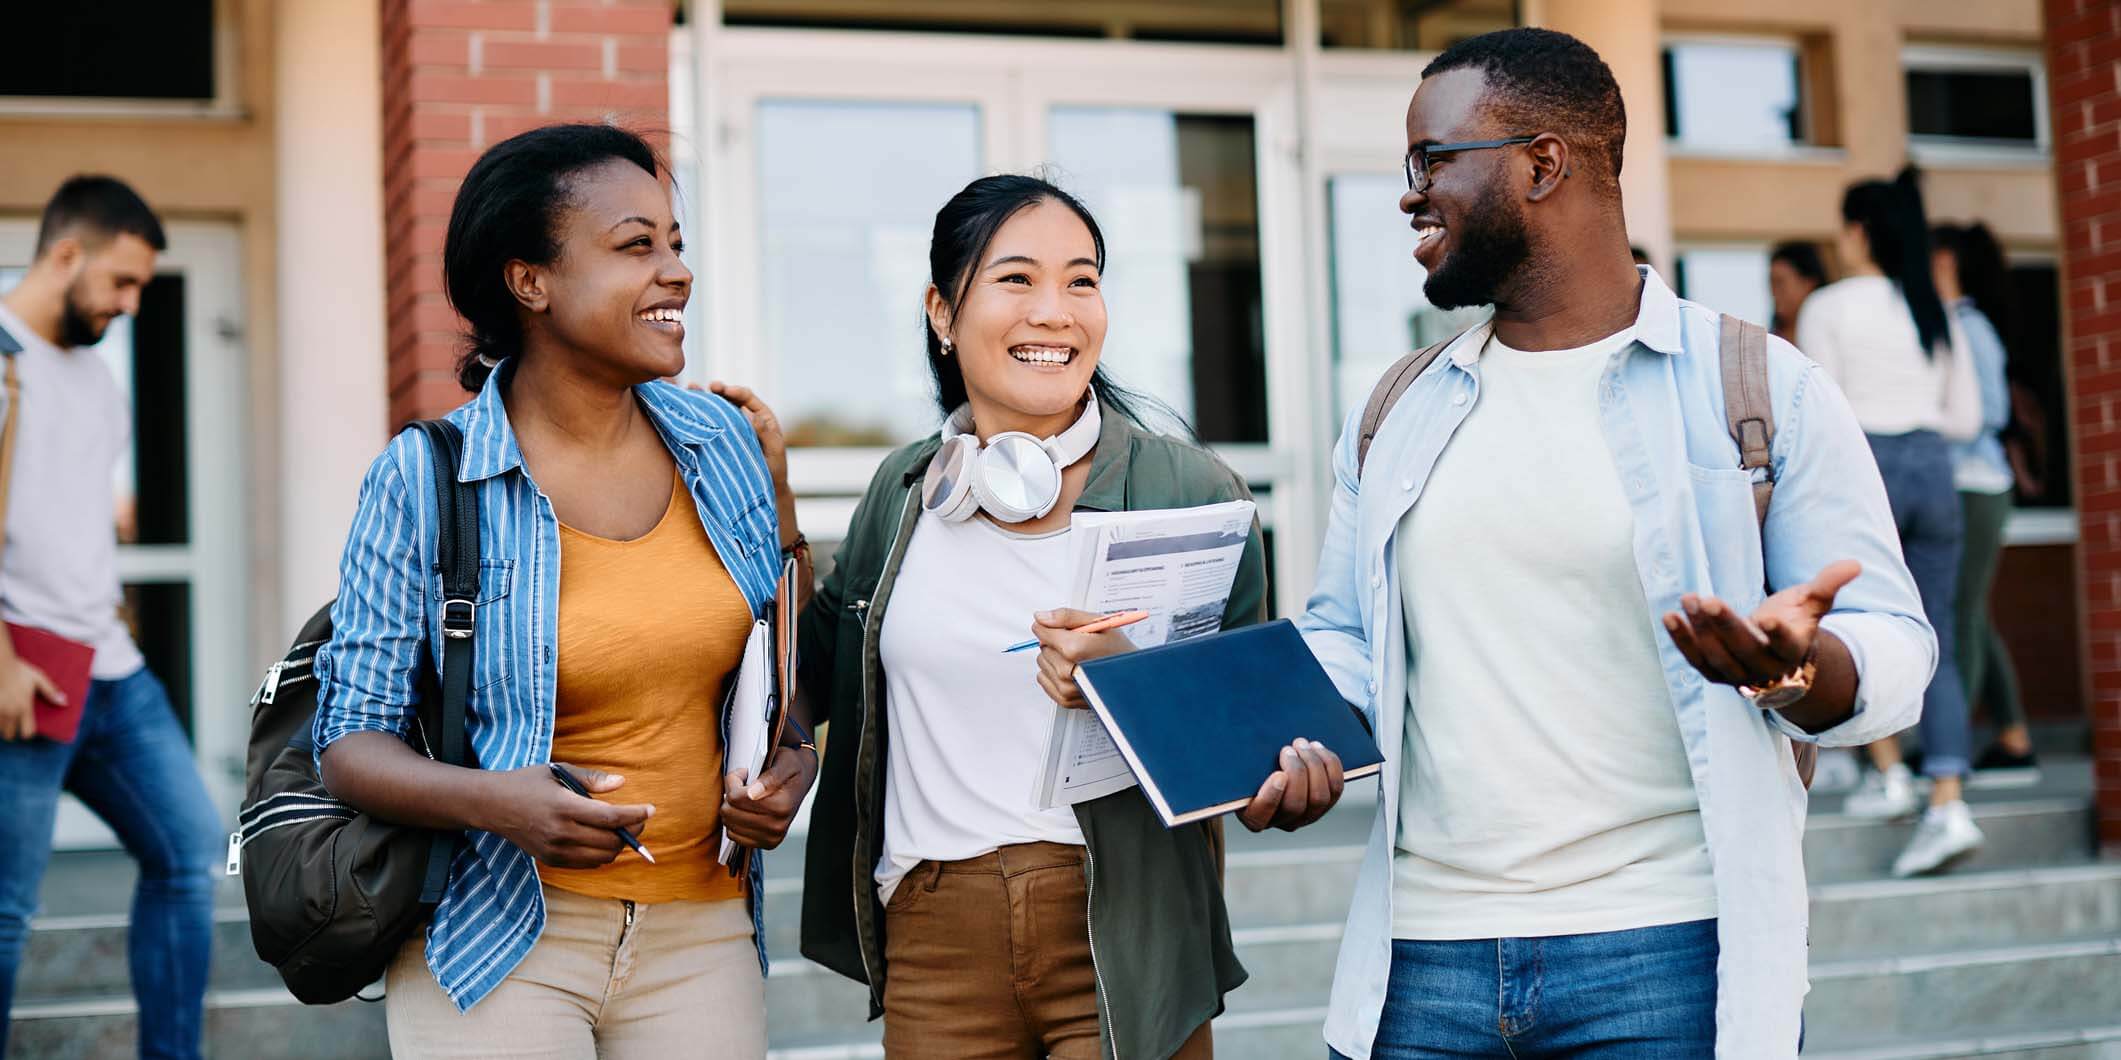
[
  {"left": 6, "top": 622, "right": 93, "bottom": 744},
  {"left": 1073, "top": 619, "right": 1383, "bottom": 828}
]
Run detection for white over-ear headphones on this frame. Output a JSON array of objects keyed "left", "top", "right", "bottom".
[{"left": 921, "top": 400, "right": 1102, "bottom": 524}]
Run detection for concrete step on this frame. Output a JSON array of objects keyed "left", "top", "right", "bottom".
[
  {"left": 1805, "top": 1021, "right": 2121, "bottom": 1059},
  {"left": 1804, "top": 936, "right": 2121, "bottom": 1045},
  {"left": 15, "top": 909, "right": 274, "bottom": 1003},
  {"left": 1802, "top": 797, "right": 2095, "bottom": 884},
  {"left": 1807, "top": 862, "right": 2121, "bottom": 961},
  {"left": 5, "top": 988, "right": 387, "bottom": 1060}
]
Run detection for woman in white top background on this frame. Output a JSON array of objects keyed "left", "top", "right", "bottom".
[{"left": 1796, "top": 167, "right": 1982, "bottom": 877}]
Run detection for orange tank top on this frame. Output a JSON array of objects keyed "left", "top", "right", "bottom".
[{"left": 540, "top": 472, "right": 750, "bottom": 904}]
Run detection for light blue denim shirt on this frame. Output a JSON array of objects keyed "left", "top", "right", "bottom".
[
  {"left": 1949, "top": 298, "right": 2016, "bottom": 493},
  {"left": 312, "top": 367, "right": 785, "bottom": 1011},
  {"left": 1300, "top": 269, "right": 1934, "bottom": 1060}
]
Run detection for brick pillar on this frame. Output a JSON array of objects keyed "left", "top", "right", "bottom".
[
  {"left": 2047, "top": 0, "right": 2121, "bottom": 854},
  {"left": 378, "top": 0, "right": 673, "bottom": 427}
]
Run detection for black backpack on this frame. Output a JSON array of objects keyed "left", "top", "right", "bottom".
[{"left": 231, "top": 419, "right": 479, "bottom": 1004}]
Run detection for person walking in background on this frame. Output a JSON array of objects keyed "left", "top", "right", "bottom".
[
  {"left": 312, "top": 124, "right": 812, "bottom": 1058},
  {"left": 1932, "top": 221, "right": 2036, "bottom": 778},
  {"left": 1768, "top": 240, "right": 1828, "bottom": 345},
  {"left": 1303, "top": 29, "right": 1932, "bottom": 1059},
  {"left": 1798, "top": 169, "right": 1984, "bottom": 876},
  {"left": 0, "top": 177, "right": 222, "bottom": 1060},
  {"left": 797, "top": 174, "right": 1343, "bottom": 1060}
]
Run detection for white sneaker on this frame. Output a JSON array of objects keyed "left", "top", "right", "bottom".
[
  {"left": 1892, "top": 801, "right": 1985, "bottom": 877},
  {"left": 1843, "top": 763, "right": 1919, "bottom": 819}
]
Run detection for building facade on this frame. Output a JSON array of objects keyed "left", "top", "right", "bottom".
[{"left": 1, "top": 0, "right": 2107, "bottom": 847}]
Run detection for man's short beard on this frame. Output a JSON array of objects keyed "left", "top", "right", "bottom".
[
  {"left": 58, "top": 278, "right": 108, "bottom": 348},
  {"left": 1422, "top": 179, "right": 1531, "bottom": 311}
]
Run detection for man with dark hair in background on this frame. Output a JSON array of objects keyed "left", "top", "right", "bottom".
[
  {"left": 1297, "top": 28, "right": 1935, "bottom": 1058},
  {"left": 0, "top": 176, "right": 219, "bottom": 1059}
]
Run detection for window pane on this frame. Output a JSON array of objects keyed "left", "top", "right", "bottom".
[
  {"left": 1907, "top": 69, "right": 2039, "bottom": 144},
  {"left": 1327, "top": 173, "right": 1488, "bottom": 420},
  {"left": 1321, "top": 0, "right": 1518, "bottom": 50},
  {"left": 0, "top": 3, "right": 214, "bottom": 100},
  {"left": 1674, "top": 248, "right": 1771, "bottom": 332},
  {"left": 757, "top": 100, "right": 982, "bottom": 447},
  {"left": 2006, "top": 263, "right": 2068, "bottom": 509},
  {"left": 1664, "top": 41, "right": 1803, "bottom": 149},
  {"left": 721, "top": 1, "right": 1282, "bottom": 44},
  {"left": 1048, "top": 109, "right": 1269, "bottom": 443}
]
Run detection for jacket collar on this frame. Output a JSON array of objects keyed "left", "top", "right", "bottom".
[
  {"left": 451, "top": 360, "right": 724, "bottom": 483},
  {"left": 1445, "top": 265, "right": 1686, "bottom": 367},
  {"left": 896, "top": 394, "right": 1142, "bottom": 512}
]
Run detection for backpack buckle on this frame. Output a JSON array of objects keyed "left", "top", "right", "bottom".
[{"left": 442, "top": 598, "right": 476, "bottom": 639}]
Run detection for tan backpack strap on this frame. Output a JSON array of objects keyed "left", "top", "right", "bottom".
[
  {"left": 1719, "top": 314, "right": 1775, "bottom": 526},
  {"left": 1357, "top": 331, "right": 1463, "bottom": 475}
]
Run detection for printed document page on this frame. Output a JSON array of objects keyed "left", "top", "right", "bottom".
[{"left": 1036, "top": 500, "right": 1255, "bottom": 808}]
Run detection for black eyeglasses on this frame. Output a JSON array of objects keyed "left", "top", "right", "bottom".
[{"left": 1403, "top": 136, "right": 1538, "bottom": 193}]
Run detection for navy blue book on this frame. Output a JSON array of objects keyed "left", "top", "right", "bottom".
[{"left": 1073, "top": 619, "right": 1384, "bottom": 828}]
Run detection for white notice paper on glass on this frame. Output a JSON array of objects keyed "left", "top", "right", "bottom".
[{"left": 1035, "top": 500, "right": 1256, "bottom": 809}]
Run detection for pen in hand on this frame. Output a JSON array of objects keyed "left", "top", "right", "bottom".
[
  {"left": 1003, "top": 610, "right": 1151, "bottom": 654},
  {"left": 546, "top": 763, "right": 656, "bottom": 864}
]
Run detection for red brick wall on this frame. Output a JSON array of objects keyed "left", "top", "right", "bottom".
[
  {"left": 378, "top": 0, "right": 673, "bottom": 427},
  {"left": 2047, "top": 0, "right": 2121, "bottom": 852}
]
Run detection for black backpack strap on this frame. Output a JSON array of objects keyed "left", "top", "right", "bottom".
[{"left": 410, "top": 419, "right": 478, "bottom": 903}]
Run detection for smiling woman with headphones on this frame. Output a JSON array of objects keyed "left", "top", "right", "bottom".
[{"left": 793, "top": 174, "right": 1344, "bottom": 1060}]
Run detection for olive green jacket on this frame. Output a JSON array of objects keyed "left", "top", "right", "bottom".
[{"left": 797, "top": 401, "right": 1269, "bottom": 1060}]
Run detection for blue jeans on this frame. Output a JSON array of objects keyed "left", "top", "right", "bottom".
[
  {"left": 1866, "top": 431, "right": 1971, "bottom": 779},
  {"left": 1336, "top": 919, "right": 1720, "bottom": 1059},
  {"left": 0, "top": 667, "right": 220, "bottom": 1060}
]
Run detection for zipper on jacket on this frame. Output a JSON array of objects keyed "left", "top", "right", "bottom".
[
  {"left": 1085, "top": 844, "right": 1118, "bottom": 1059},
  {"left": 851, "top": 486, "right": 920, "bottom": 1004}
]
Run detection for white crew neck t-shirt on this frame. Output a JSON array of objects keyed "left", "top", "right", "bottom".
[
  {"left": 1795, "top": 274, "right": 1977, "bottom": 438},
  {"left": 874, "top": 510, "right": 1086, "bottom": 905},
  {"left": 1390, "top": 327, "right": 1716, "bottom": 941},
  {"left": 0, "top": 302, "right": 144, "bottom": 680}
]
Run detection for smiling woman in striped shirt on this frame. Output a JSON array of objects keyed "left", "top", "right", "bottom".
[{"left": 310, "top": 123, "right": 811, "bottom": 1058}]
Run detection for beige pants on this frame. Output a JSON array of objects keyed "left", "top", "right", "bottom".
[{"left": 384, "top": 884, "right": 766, "bottom": 1060}]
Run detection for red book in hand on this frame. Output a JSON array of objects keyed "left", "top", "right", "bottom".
[{"left": 6, "top": 623, "right": 94, "bottom": 743}]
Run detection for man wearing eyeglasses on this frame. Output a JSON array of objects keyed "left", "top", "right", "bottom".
[{"left": 1297, "top": 28, "right": 1933, "bottom": 1060}]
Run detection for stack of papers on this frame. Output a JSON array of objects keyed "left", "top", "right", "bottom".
[{"left": 1034, "top": 499, "right": 1256, "bottom": 809}]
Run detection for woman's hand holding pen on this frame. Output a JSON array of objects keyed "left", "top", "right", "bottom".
[
  {"left": 1030, "top": 608, "right": 1142, "bottom": 709},
  {"left": 480, "top": 763, "right": 654, "bottom": 869},
  {"left": 722, "top": 745, "right": 819, "bottom": 852}
]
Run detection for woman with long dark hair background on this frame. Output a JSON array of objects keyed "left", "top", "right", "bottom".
[
  {"left": 1932, "top": 221, "right": 2035, "bottom": 776},
  {"left": 1796, "top": 167, "right": 1981, "bottom": 876}
]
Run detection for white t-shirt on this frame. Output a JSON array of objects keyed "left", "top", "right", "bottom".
[
  {"left": 874, "top": 510, "right": 1086, "bottom": 904},
  {"left": 1391, "top": 328, "right": 1716, "bottom": 940},
  {"left": 0, "top": 302, "right": 143, "bottom": 679},
  {"left": 1795, "top": 275, "right": 1980, "bottom": 439}
]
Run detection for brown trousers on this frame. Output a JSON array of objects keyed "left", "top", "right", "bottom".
[{"left": 881, "top": 841, "right": 1213, "bottom": 1060}]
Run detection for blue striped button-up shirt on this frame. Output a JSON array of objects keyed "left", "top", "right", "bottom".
[{"left": 312, "top": 367, "right": 784, "bottom": 1010}]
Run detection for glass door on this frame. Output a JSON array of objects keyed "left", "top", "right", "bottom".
[
  {"left": 0, "top": 220, "right": 249, "bottom": 849},
  {"left": 687, "top": 25, "right": 1316, "bottom": 612}
]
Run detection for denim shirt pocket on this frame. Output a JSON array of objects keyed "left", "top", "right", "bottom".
[
  {"left": 432, "top": 558, "right": 517, "bottom": 691},
  {"left": 1686, "top": 464, "right": 1767, "bottom": 612}
]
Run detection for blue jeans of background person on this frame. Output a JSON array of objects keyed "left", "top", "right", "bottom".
[
  {"left": 1333, "top": 919, "right": 1720, "bottom": 1059},
  {"left": 0, "top": 667, "right": 220, "bottom": 1060},
  {"left": 1867, "top": 430, "right": 1972, "bottom": 779}
]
